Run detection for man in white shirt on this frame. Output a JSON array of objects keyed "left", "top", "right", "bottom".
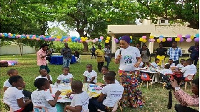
[
  {"left": 83, "top": 64, "right": 97, "bottom": 84},
  {"left": 88, "top": 72, "right": 124, "bottom": 111}
]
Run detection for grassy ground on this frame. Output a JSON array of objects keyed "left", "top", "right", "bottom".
[{"left": 0, "top": 54, "right": 199, "bottom": 112}]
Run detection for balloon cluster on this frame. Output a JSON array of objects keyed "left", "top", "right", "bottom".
[
  {"left": 139, "top": 36, "right": 147, "bottom": 43},
  {"left": 0, "top": 33, "right": 112, "bottom": 43}
]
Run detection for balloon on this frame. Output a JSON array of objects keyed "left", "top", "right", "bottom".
[
  {"left": 159, "top": 35, "right": 164, "bottom": 38},
  {"left": 177, "top": 34, "right": 182, "bottom": 38},
  {"left": 106, "top": 36, "right": 111, "bottom": 40},
  {"left": 86, "top": 40, "right": 89, "bottom": 43},
  {"left": 149, "top": 35, "right": 154, "bottom": 39},
  {"left": 100, "top": 36, "right": 104, "bottom": 40},
  {"left": 81, "top": 37, "right": 84, "bottom": 40},
  {"left": 99, "top": 39, "right": 102, "bottom": 42},
  {"left": 142, "top": 39, "right": 147, "bottom": 43},
  {"left": 175, "top": 38, "right": 180, "bottom": 41},
  {"left": 139, "top": 38, "right": 143, "bottom": 41},
  {"left": 157, "top": 39, "right": 161, "bottom": 43},
  {"left": 95, "top": 38, "right": 98, "bottom": 41},
  {"left": 186, "top": 38, "right": 192, "bottom": 42},
  {"left": 92, "top": 40, "right": 96, "bottom": 43},
  {"left": 130, "top": 36, "right": 133, "bottom": 39},
  {"left": 115, "top": 39, "right": 119, "bottom": 43},
  {"left": 162, "top": 38, "right": 166, "bottom": 42},
  {"left": 180, "top": 38, "right": 184, "bottom": 42},
  {"left": 194, "top": 38, "right": 199, "bottom": 42},
  {"left": 0, "top": 33, "right": 3, "bottom": 37},
  {"left": 185, "top": 34, "right": 191, "bottom": 38},
  {"left": 195, "top": 33, "right": 199, "bottom": 38},
  {"left": 190, "top": 35, "right": 194, "bottom": 39},
  {"left": 159, "top": 38, "right": 163, "bottom": 41},
  {"left": 142, "top": 36, "right": 147, "bottom": 39},
  {"left": 105, "top": 40, "right": 109, "bottom": 43}
]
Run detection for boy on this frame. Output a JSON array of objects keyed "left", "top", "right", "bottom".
[
  {"left": 35, "top": 69, "right": 53, "bottom": 84},
  {"left": 3, "top": 69, "right": 18, "bottom": 92},
  {"left": 168, "top": 59, "right": 176, "bottom": 67},
  {"left": 57, "top": 67, "right": 73, "bottom": 84},
  {"left": 158, "top": 64, "right": 173, "bottom": 81},
  {"left": 3, "top": 76, "right": 33, "bottom": 112},
  {"left": 88, "top": 71, "right": 124, "bottom": 112},
  {"left": 101, "top": 66, "right": 119, "bottom": 84},
  {"left": 150, "top": 58, "right": 160, "bottom": 68},
  {"left": 83, "top": 64, "right": 97, "bottom": 84},
  {"left": 176, "top": 59, "right": 185, "bottom": 70},
  {"left": 181, "top": 59, "right": 197, "bottom": 78},
  {"left": 64, "top": 80, "right": 89, "bottom": 112},
  {"left": 31, "top": 78, "right": 61, "bottom": 112}
]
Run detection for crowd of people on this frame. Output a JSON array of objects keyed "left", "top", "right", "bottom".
[{"left": 2, "top": 35, "right": 199, "bottom": 112}]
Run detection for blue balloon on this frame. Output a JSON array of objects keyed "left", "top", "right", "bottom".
[
  {"left": 99, "top": 39, "right": 102, "bottom": 42},
  {"left": 3, "top": 33, "right": 8, "bottom": 37},
  {"left": 195, "top": 33, "right": 199, "bottom": 38},
  {"left": 159, "top": 35, "right": 164, "bottom": 38}
]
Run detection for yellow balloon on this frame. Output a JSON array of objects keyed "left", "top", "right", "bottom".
[
  {"left": 57, "top": 36, "right": 61, "bottom": 39},
  {"left": 106, "top": 36, "right": 111, "bottom": 40},
  {"left": 85, "top": 37, "right": 88, "bottom": 40},
  {"left": 139, "top": 38, "right": 143, "bottom": 41},
  {"left": 162, "top": 38, "right": 166, "bottom": 42},
  {"left": 81, "top": 37, "right": 84, "bottom": 40},
  {"left": 149, "top": 35, "right": 154, "bottom": 39},
  {"left": 130, "top": 36, "right": 133, "bottom": 39},
  {"left": 142, "top": 39, "right": 147, "bottom": 43},
  {"left": 175, "top": 38, "right": 180, "bottom": 41},
  {"left": 105, "top": 40, "right": 109, "bottom": 43},
  {"left": 157, "top": 39, "right": 161, "bottom": 43},
  {"left": 68, "top": 38, "right": 72, "bottom": 42},
  {"left": 190, "top": 35, "right": 194, "bottom": 39}
]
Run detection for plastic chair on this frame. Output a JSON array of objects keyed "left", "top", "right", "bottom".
[
  {"left": 140, "top": 73, "right": 152, "bottom": 89},
  {"left": 33, "top": 106, "right": 48, "bottom": 112},
  {"left": 184, "top": 75, "right": 194, "bottom": 90}
]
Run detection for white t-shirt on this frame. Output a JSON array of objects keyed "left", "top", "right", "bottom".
[
  {"left": 181, "top": 64, "right": 197, "bottom": 77},
  {"left": 115, "top": 46, "right": 141, "bottom": 71},
  {"left": 31, "top": 90, "right": 57, "bottom": 112},
  {"left": 176, "top": 64, "right": 184, "bottom": 69},
  {"left": 151, "top": 62, "right": 158, "bottom": 68},
  {"left": 57, "top": 73, "right": 73, "bottom": 83},
  {"left": 160, "top": 69, "right": 173, "bottom": 75},
  {"left": 70, "top": 91, "right": 89, "bottom": 112},
  {"left": 3, "top": 79, "right": 12, "bottom": 87},
  {"left": 101, "top": 84, "right": 124, "bottom": 107},
  {"left": 35, "top": 75, "right": 53, "bottom": 81},
  {"left": 83, "top": 70, "right": 97, "bottom": 83},
  {"left": 3, "top": 87, "right": 24, "bottom": 111}
]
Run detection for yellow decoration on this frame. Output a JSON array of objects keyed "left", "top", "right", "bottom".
[
  {"left": 162, "top": 38, "right": 166, "bottom": 42},
  {"left": 85, "top": 37, "right": 88, "bottom": 40},
  {"left": 139, "top": 38, "right": 143, "bottom": 41},
  {"left": 105, "top": 40, "right": 109, "bottom": 43},
  {"left": 157, "top": 39, "right": 161, "bottom": 43},
  {"left": 57, "top": 36, "right": 61, "bottom": 39},
  {"left": 106, "top": 36, "right": 111, "bottom": 40},
  {"left": 81, "top": 37, "right": 84, "bottom": 40},
  {"left": 142, "top": 39, "right": 147, "bottom": 43},
  {"left": 130, "top": 36, "right": 133, "bottom": 39},
  {"left": 190, "top": 35, "right": 194, "bottom": 39},
  {"left": 149, "top": 35, "right": 154, "bottom": 39},
  {"left": 68, "top": 38, "right": 72, "bottom": 42},
  {"left": 175, "top": 38, "right": 180, "bottom": 41}
]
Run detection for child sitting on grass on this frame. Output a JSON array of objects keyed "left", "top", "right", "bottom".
[
  {"left": 64, "top": 80, "right": 89, "bottom": 112},
  {"left": 3, "top": 69, "right": 32, "bottom": 99},
  {"left": 57, "top": 67, "right": 73, "bottom": 84},
  {"left": 83, "top": 64, "right": 97, "bottom": 84},
  {"left": 88, "top": 71, "right": 124, "bottom": 112},
  {"left": 35, "top": 69, "right": 53, "bottom": 84},
  {"left": 31, "top": 78, "right": 61, "bottom": 112},
  {"left": 3, "top": 75, "right": 33, "bottom": 112},
  {"left": 101, "top": 66, "right": 119, "bottom": 84}
]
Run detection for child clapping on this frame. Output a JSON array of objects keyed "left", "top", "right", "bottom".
[
  {"left": 57, "top": 67, "right": 73, "bottom": 84},
  {"left": 64, "top": 80, "right": 89, "bottom": 112},
  {"left": 31, "top": 78, "right": 61, "bottom": 112}
]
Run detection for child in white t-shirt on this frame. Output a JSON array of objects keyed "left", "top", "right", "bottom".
[
  {"left": 150, "top": 58, "right": 160, "bottom": 68},
  {"left": 3, "top": 75, "right": 33, "bottom": 112},
  {"left": 64, "top": 80, "right": 89, "bottom": 112},
  {"left": 159, "top": 64, "right": 173, "bottom": 81},
  {"left": 35, "top": 69, "right": 53, "bottom": 84},
  {"left": 3, "top": 69, "right": 18, "bottom": 92},
  {"left": 176, "top": 59, "right": 185, "bottom": 70},
  {"left": 83, "top": 64, "right": 97, "bottom": 84},
  {"left": 31, "top": 78, "right": 61, "bottom": 112},
  {"left": 57, "top": 67, "right": 73, "bottom": 84},
  {"left": 88, "top": 71, "right": 124, "bottom": 112},
  {"left": 101, "top": 66, "right": 119, "bottom": 84},
  {"left": 181, "top": 59, "right": 197, "bottom": 78},
  {"left": 168, "top": 59, "right": 176, "bottom": 67}
]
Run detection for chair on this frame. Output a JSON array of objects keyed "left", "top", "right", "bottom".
[
  {"left": 184, "top": 75, "right": 194, "bottom": 90},
  {"left": 140, "top": 73, "right": 152, "bottom": 89},
  {"left": 33, "top": 106, "right": 48, "bottom": 112}
]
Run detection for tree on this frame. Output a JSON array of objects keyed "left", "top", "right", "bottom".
[{"left": 136, "top": 0, "right": 199, "bottom": 29}]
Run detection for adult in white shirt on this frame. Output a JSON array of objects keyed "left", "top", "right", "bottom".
[
  {"left": 83, "top": 64, "right": 97, "bottom": 84},
  {"left": 114, "top": 35, "right": 144, "bottom": 108},
  {"left": 181, "top": 59, "right": 197, "bottom": 77},
  {"left": 31, "top": 78, "right": 61, "bottom": 112},
  {"left": 88, "top": 72, "right": 124, "bottom": 111}
]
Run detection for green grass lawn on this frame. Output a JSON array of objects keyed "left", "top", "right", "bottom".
[{"left": 0, "top": 54, "right": 199, "bottom": 112}]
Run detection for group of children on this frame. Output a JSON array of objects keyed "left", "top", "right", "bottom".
[{"left": 3, "top": 64, "right": 123, "bottom": 112}]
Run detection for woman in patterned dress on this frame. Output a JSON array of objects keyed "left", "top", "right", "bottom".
[{"left": 115, "top": 35, "right": 144, "bottom": 108}]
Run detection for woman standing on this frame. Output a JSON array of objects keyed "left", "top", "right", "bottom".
[
  {"left": 95, "top": 45, "right": 105, "bottom": 72},
  {"left": 115, "top": 35, "right": 144, "bottom": 108},
  {"left": 140, "top": 44, "right": 150, "bottom": 67}
]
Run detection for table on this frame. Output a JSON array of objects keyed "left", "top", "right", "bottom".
[
  {"left": 50, "top": 55, "right": 76, "bottom": 65},
  {"left": 139, "top": 69, "right": 159, "bottom": 83},
  {"left": 51, "top": 83, "right": 102, "bottom": 103}
]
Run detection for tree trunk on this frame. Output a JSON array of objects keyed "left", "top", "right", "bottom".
[{"left": 77, "top": 29, "right": 88, "bottom": 51}]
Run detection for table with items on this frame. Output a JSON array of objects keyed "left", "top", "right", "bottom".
[{"left": 50, "top": 55, "right": 76, "bottom": 65}]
